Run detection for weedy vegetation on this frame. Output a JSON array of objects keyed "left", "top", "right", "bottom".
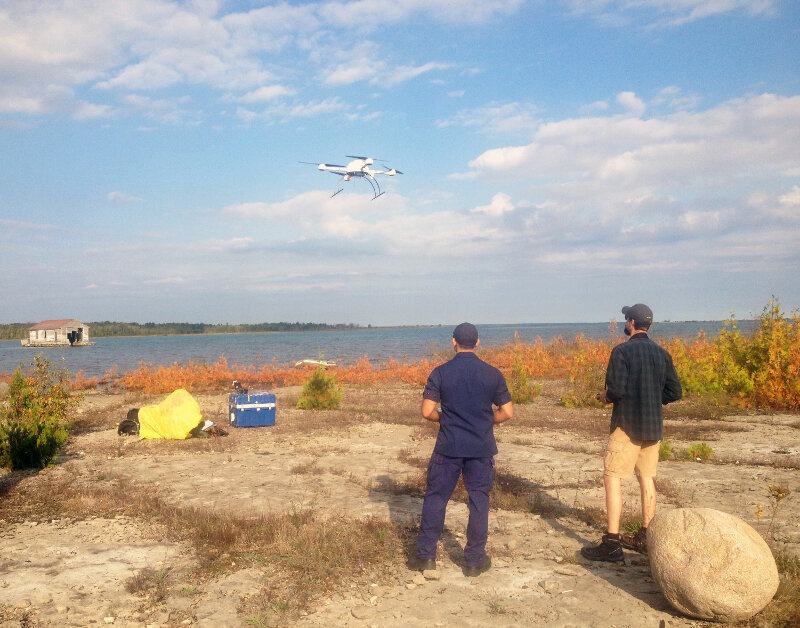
[
  {"left": 296, "top": 365, "right": 342, "bottom": 410},
  {"left": 0, "top": 355, "right": 79, "bottom": 470},
  {"left": 682, "top": 442, "right": 714, "bottom": 462}
]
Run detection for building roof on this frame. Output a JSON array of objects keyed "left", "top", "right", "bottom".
[{"left": 28, "top": 319, "right": 86, "bottom": 331}]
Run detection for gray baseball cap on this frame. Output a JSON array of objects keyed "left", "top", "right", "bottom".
[{"left": 621, "top": 303, "right": 653, "bottom": 324}]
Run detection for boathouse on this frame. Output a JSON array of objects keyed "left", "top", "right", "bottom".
[{"left": 22, "top": 319, "right": 91, "bottom": 347}]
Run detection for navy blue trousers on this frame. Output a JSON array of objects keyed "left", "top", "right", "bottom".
[{"left": 417, "top": 452, "right": 495, "bottom": 567}]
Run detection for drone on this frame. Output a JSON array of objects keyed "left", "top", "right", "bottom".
[{"left": 301, "top": 155, "right": 403, "bottom": 199}]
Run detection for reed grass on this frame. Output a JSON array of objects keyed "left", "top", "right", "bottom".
[{"left": 63, "top": 297, "right": 798, "bottom": 413}]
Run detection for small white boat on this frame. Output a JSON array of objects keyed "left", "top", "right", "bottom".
[{"left": 294, "top": 359, "right": 337, "bottom": 368}]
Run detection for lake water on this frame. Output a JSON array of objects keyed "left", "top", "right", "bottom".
[{"left": 0, "top": 320, "right": 753, "bottom": 378}]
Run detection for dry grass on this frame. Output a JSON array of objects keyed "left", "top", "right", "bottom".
[
  {"left": 0, "top": 470, "right": 405, "bottom": 625},
  {"left": 663, "top": 419, "right": 749, "bottom": 442},
  {"left": 654, "top": 477, "right": 692, "bottom": 507},
  {"left": 126, "top": 566, "right": 170, "bottom": 603},
  {"left": 396, "top": 448, "right": 427, "bottom": 469},
  {"left": 744, "top": 551, "right": 800, "bottom": 628},
  {"left": 6, "top": 377, "right": 798, "bottom": 626},
  {"left": 713, "top": 452, "right": 800, "bottom": 470},
  {"left": 663, "top": 395, "right": 744, "bottom": 421},
  {"left": 290, "top": 459, "right": 322, "bottom": 475},
  {"left": 374, "top": 463, "right": 605, "bottom": 528}
]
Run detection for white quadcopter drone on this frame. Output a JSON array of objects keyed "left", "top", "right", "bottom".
[{"left": 302, "top": 155, "right": 403, "bottom": 199}]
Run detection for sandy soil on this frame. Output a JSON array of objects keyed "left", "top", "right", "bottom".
[{"left": 1, "top": 384, "right": 798, "bottom": 627}]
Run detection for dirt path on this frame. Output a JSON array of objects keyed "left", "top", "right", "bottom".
[{"left": 1, "top": 386, "right": 797, "bottom": 627}]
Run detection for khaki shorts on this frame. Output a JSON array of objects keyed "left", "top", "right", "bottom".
[{"left": 603, "top": 427, "right": 660, "bottom": 479}]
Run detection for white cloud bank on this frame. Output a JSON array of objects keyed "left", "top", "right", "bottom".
[{"left": 220, "top": 91, "right": 800, "bottom": 279}]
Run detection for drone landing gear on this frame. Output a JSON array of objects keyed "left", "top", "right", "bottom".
[
  {"left": 330, "top": 188, "right": 343, "bottom": 198},
  {"left": 365, "top": 176, "right": 384, "bottom": 200}
]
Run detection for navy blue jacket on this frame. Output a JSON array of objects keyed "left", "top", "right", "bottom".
[{"left": 423, "top": 352, "right": 512, "bottom": 457}]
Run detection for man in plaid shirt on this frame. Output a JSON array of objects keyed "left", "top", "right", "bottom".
[{"left": 581, "top": 303, "right": 682, "bottom": 561}]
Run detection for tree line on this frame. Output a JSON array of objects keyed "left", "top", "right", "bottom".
[{"left": 0, "top": 321, "right": 361, "bottom": 340}]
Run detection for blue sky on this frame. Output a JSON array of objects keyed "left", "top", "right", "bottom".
[{"left": 1, "top": 0, "right": 799, "bottom": 326}]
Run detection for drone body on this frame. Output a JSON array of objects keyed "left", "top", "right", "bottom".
[{"left": 303, "top": 155, "right": 403, "bottom": 198}]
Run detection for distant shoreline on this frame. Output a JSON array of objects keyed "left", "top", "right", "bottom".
[{"left": 0, "top": 319, "right": 758, "bottom": 344}]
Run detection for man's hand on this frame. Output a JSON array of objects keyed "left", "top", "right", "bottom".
[
  {"left": 421, "top": 398, "right": 441, "bottom": 422},
  {"left": 494, "top": 400, "right": 513, "bottom": 424},
  {"left": 596, "top": 390, "right": 609, "bottom": 404}
]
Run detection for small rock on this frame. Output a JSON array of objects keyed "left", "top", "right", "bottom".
[
  {"left": 56, "top": 606, "right": 68, "bottom": 614},
  {"left": 506, "top": 539, "right": 518, "bottom": 550},
  {"left": 412, "top": 574, "right": 426, "bottom": 586},
  {"left": 351, "top": 606, "right": 371, "bottom": 619},
  {"left": 103, "top": 617, "right": 115, "bottom": 624},
  {"left": 539, "top": 578, "right": 560, "bottom": 594},
  {"left": 422, "top": 569, "right": 441, "bottom": 581},
  {"left": 369, "top": 595, "right": 378, "bottom": 605},
  {"left": 405, "top": 583, "right": 417, "bottom": 590}
]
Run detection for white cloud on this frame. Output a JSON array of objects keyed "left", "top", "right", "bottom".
[
  {"left": 0, "top": 218, "right": 57, "bottom": 232},
  {"left": 73, "top": 101, "right": 114, "bottom": 120},
  {"left": 317, "top": 0, "right": 523, "bottom": 27},
  {"left": 616, "top": 91, "right": 646, "bottom": 116},
  {"left": 379, "top": 62, "right": 452, "bottom": 87},
  {"left": 0, "top": 0, "right": 517, "bottom": 120},
  {"left": 108, "top": 191, "right": 144, "bottom": 204},
  {"left": 461, "top": 93, "right": 800, "bottom": 187},
  {"left": 438, "top": 101, "right": 541, "bottom": 135},
  {"left": 472, "top": 193, "right": 516, "bottom": 216},
  {"left": 566, "top": 0, "right": 777, "bottom": 28},
  {"left": 238, "top": 85, "right": 294, "bottom": 103},
  {"left": 779, "top": 185, "right": 800, "bottom": 207}
]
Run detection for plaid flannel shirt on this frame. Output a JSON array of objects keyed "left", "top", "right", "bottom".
[{"left": 605, "top": 334, "right": 682, "bottom": 441}]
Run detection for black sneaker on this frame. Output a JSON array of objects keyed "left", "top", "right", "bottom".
[
  {"left": 463, "top": 555, "right": 491, "bottom": 577},
  {"left": 580, "top": 534, "right": 624, "bottom": 562},
  {"left": 412, "top": 557, "right": 436, "bottom": 571},
  {"left": 621, "top": 527, "right": 648, "bottom": 554}
]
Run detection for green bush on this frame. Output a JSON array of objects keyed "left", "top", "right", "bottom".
[
  {"left": 560, "top": 363, "right": 606, "bottom": 408},
  {"left": 683, "top": 442, "right": 713, "bottom": 462},
  {"left": 508, "top": 354, "right": 539, "bottom": 404},
  {"left": 669, "top": 297, "right": 800, "bottom": 410},
  {"left": 658, "top": 440, "right": 673, "bottom": 461},
  {"left": 0, "top": 355, "right": 77, "bottom": 469},
  {"left": 297, "top": 366, "right": 342, "bottom": 410}
]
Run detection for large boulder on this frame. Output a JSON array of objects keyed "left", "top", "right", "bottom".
[{"left": 648, "top": 507, "right": 778, "bottom": 622}]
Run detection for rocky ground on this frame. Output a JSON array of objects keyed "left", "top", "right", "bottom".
[{"left": 1, "top": 382, "right": 798, "bottom": 627}]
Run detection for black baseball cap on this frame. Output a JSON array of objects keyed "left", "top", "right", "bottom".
[
  {"left": 453, "top": 322, "right": 479, "bottom": 348},
  {"left": 622, "top": 303, "right": 653, "bottom": 325}
]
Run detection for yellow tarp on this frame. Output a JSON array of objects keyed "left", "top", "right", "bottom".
[{"left": 138, "top": 389, "right": 202, "bottom": 440}]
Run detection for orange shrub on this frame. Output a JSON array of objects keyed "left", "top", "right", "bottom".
[
  {"left": 70, "top": 370, "right": 98, "bottom": 391},
  {"left": 69, "top": 301, "right": 800, "bottom": 411}
]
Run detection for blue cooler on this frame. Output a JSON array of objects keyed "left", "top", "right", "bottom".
[{"left": 228, "top": 392, "right": 276, "bottom": 428}]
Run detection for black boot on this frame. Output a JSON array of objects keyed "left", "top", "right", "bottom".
[{"left": 581, "top": 533, "right": 624, "bottom": 562}]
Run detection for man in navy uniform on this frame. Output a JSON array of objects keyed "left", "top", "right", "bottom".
[
  {"left": 415, "top": 323, "right": 514, "bottom": 576},
  {"left": 581, "top": 303, "right": 682, "bottom": 561}
]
